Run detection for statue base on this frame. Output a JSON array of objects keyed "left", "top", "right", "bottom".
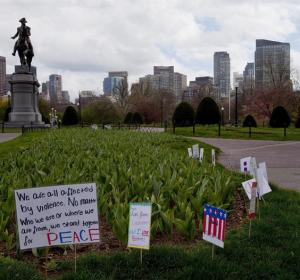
[{"left": 5, "top": 65, "right": 45, "bottom": 127}]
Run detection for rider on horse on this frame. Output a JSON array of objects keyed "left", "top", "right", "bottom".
[{"left": 11, "top": 18, "right": 34, "bottom": 62}]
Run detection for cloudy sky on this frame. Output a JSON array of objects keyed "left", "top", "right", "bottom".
[{"left": 1, "top": 0, "right": 300, "bottom": 101}]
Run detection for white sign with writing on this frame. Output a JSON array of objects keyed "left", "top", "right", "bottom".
[
  {"left": 242, "top": 178, "right": 258, "bottom": 200},
  {"left": 250, "top": 157, "right": 257, "bottom": 177},
  {"left": 258, "top": 162, "right": 268, "bottom": 182},
  {"left": 15, "top": 183, "right": 99, "bottom": 250},
  {"left": 128, "top": 203, "right": 152, "bottom": 250},
  {"left": 256, "top": 167, "right": 272, "bottom": 197},
  {"left": 199, "top": 148, "right": 204, "bottom": 162},
  {"left": 192, "top": 144, "right": 199, "bottom": 159},
  {"left": 187, "top": 148, "right": 193, "bottom": 158},
  {"left": 240, "top": 156, "right": 252, "bottom": 173},
  {"left": 211, "top": 149, "right": 216, "bottom": 166}
]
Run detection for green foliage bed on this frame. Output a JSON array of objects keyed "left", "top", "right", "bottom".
[{"left": 0, "top": 129, "right": 240, "bottom": 251}]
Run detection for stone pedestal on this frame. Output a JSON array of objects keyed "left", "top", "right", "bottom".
[{"left": 6, "top": 65, "right": 44, "bottom": 127}]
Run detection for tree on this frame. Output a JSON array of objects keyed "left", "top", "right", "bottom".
[
  {"left": 295, "top": 113, "right": 300, "bottom": 128},
  {"left": 4, "top": 107, "right": 11, "bottom": 122},
  {"left": 243, "top": 115, "right": 257, "bottom": 127},
  {"left": 38, "top": 98, "right": 51, "bottom": 123},
  {"left": 113, "top": 79, "right": 129, "bottom": 114},
  {"left": 62, "top": 106, "right": 79, "bottom": 126},
  {"left": 269, "top": 106, "right": 291, "bottom": 128},
  {"left": 196, "top": 97, "right": 220, "bottom": 125},
  {"left": 132, "top": 112, "right": 143, "bottom": 124},
  {"left": 124, "top": 112, "right": 133, "bottom": 124},
  {"left": 172, "top": 102, "right": 194, "bottom": 126},
  {"left": 82, "top": 99, "right": 120, "bottom": 124}
]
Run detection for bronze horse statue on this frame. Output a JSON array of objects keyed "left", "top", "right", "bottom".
[{"left": 11, "top": 18, "right": 34, "bottom": 71}]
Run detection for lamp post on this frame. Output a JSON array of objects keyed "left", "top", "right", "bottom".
[
  {"left": 221, "top": 106, "right": 224, "bottom": 126},
  {"left": 235, "top": 87, "right": 238, "bottom": 127}
]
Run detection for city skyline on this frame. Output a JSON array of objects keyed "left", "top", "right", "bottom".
[{"left": 1, "top": 1, "right": 300, "bottom": 100}]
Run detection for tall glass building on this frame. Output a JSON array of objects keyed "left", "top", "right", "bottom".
[
  {"left": 214, "top": 52, "right": 230, "bottom": 98},
  {"left": 255, "top": 39, "right": 290, "bottom": 90}
]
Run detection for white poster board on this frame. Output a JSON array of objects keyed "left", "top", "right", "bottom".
[
  {"left": 258, "top": 162, "right": 269, "bottom": 182},
  {"left": 240, "top": 156, "right": 252, "bottom": 173},
  {"left": 199, "top": 148, "right": 204, "bottom": 162},
  {"left": 242, "top": 178, "right": 257, "bottom": 200},
  {"left": 250, "top": 157, "right": 257, "bottom": 177},
  {"left": 128, "top": 203, "right": 152, "bottom": 250},
  {"left": 15, "top": 183, "right": 99, "bottom": 250},
  {"left": 211, "top": 149, "right": 216, "bottom": 166},
  {"left": 192, "top": 144, "right": 199, "bottom": 159},
  {"left": 187, "top": 148, "right": 193, "bottom": 158},
  {"left": 256, "top": 167, "right": 272, "bottom": 197}
]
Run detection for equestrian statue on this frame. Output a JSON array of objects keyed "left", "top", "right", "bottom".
[{"left": 11, "top": 17, "right": 34, "bottom": 70}]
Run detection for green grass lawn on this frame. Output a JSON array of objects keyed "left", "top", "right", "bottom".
[
  {"left": 0, "top": 129, "right": 299, "bottom": 279},
  {"left": 1, "top": 185, "right": 299, "bottom": 280},
  {"left": 167, "top": 125, "right": 300, "bottom": 141}
]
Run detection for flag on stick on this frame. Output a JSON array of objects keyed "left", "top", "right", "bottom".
[{"left": 202, "top": 204, "right": 227, "bottom": 248}]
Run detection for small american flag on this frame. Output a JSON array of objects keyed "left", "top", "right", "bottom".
[{"left": 202, "top": 204, "right": 227, "bottom": 248}]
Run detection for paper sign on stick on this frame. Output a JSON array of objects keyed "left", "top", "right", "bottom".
[
  {"left": 15, "top": 183, "right": 99, "bottom": 250},
  {"left": 242, "top": 178, "right": 257, "bottom": 200},
  {"left": 211, "top": 149, "right": 216, "bottom": 166},
  {"left": 202, "top": 204, "right": 227, "bottom": 248},
  {"left": 248, "top": 182, "right": 257, "bottom": 219},
  {"left": 187, "top": 148, "right": 193, "bottom": 158},
  {"left": 240, "top": 157, "right": 252, "bottom": 173},
  {"left": 250, "top": 157, "right": 257, "bottom": 177},
  {"left": 192, "top": 144, "right": 199, "bottom": 159},
  {"left": 199, "top": 148, "right": 204, "bottom": 162},
  {"left": 256, "top": 167, "right": 272, "bottom": 197},
  {"left": 128, "top": 203, "right": 152, "bottom": 250},
  {"left": 258, "top": 162, "right": 268, "bottom": 182}
]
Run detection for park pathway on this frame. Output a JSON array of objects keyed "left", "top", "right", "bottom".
[
  {"left": 190, "top": 137, "right": 300, "bottom": 192},
  {"left": 0, "top": 133, "right": 21, "bottom": 143}
]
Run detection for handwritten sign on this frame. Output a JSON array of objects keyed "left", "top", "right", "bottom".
[
  {"left": 192, "top": 144, "right": 199, "bottom": 159},
  {"left": 242, "top": 178, "right": 257, "bottom": 200},
  {"left": 187, "top": 148, "right": 193, "bottom": 158},
  {"left": 128, "top": 203, "right": 152, "bottom": 250},
  {"left": 211, "top": 149, "right": 216, "bottom": 166},
  {"left": 15, "top": 183, "right": 99, "bottom": 250},
  {"left": 199, "top": 148, "right": 204, "bottom": 162},
  {"left": 240, "top": 156, "right": 252, "bottom": 173},
  {"left": 248, "top": 182, "right": 257, "bottom": 219}
]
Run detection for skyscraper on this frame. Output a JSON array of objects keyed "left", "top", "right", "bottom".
[
  {"left": 214, "top": 52, "right": 230, "bottom": 99},
  {"left": 139, "top": 66, "right": 187, "bottom": 99},
  {"left": 243, "top": 63, "right": 255, "bottom": 91},
  {"left": 49, "top": 74, "right": 62, "bottom": 104},
  {"left": 255, "top": 39, "right": 290, "bottom": 89},
  {"left": 233, "top": 72, "right": 243, "bottom": 88},
  {"left": 62, "top": 90, "right": 70, "bottom": 103},
  {"left": 0, "top": 56, "right": 6, "bottom": 96},
  {"left": 103, "top": 71, "right": 128, "bottom": 96}
]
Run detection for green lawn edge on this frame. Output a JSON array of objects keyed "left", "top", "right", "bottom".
[{"left": 0, "top": 131, "right": 299, "bottom": 279}]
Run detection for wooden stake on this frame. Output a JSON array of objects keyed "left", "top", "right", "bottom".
[
  {"left": 45, "top": 250, "right": 48, "bottom": 280},
  {"left": 74, "top": 244, "right": 77, "bottom": 273},
  {"left": 140, "top": 249, "right": 143, "bottom": 266},
  {"left": 257, "top": 197, "right": 260, "bottom": 220},
  {"left": 248, "top": 219, "right": 252, "bottom": 239},
  {"left": 211, "top": 244, "right": 214, "bottom": 260}
]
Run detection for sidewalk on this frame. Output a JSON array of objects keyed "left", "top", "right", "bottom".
[{"left": 0, "top": 133, "right": 21, "bottom": 143}]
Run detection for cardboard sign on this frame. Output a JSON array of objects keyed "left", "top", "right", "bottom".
[
  {"left": 192, "top": 144, "right": 199, "bottom": 159},
  {"left": 258, "top": 162, "right": 268, "bottom": 182},
  {"left": 240, "top": 156, "right": 252, "bottom": 173},
  {"left": 250, "top": 157, "right": 257, "bottom": 177},
  {"left": 203, "top": 204, "right": 227, "bottom": 248},
  {"left": 256, "top": 167, "right": 272, "bottom": 197},
  {"left": 15, "top": 183, "right": 99, "bottom": 250},
  {"left": 199, "top": 148, "right": 204, "bottom": 162},
  {"left": 242, "top": 178, "right": 257, "bottom": 200},
  {"left": 187, "top": 148, "right": 193, "bottom": 158},
  {"left": 211, "top": 149, "right": 216, "bottom": 166},
  {"left": 248, "top": 182, "right": 257, "bottom": 219},
  {"left": 128, "top": 203, "right": 152, "bottom": 250}
]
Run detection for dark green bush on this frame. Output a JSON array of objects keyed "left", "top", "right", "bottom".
[
  {"left": 172, "top": 102, "right": 195, "bottom": 127},
  {"left": 243, "top": 115, "right": 257, "bottom": 127},
  {"left": 124, "top": 112, "right": 133, "bottom": 124},
  {"left": 132, "top": 112, "right": 143, "bottom": 124},
  {"left": 196, "top": 97, "right": 220, "bottom": 125},
  {"left": 62, "top": 106, "right": 78, "bottom": 126},
  {"left": 269, "top": 106, "right": 291, "bottom": 128}
]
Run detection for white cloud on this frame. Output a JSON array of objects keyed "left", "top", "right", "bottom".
[{"left": 0, "top": 0, "right": 299, "bottom": 100}]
